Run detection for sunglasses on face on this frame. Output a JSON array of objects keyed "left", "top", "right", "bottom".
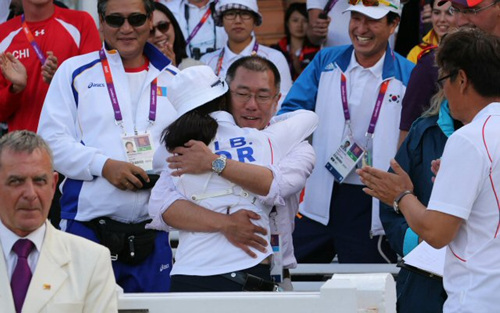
[
  {"left": 348, "top": 0, "right": 399, "bottom": 10},
  {"left": 150, "top": 21, "right": 170, "bottom": 35},
  {"left": 104, "top": 13, "right": 149, "bottom": 28}
]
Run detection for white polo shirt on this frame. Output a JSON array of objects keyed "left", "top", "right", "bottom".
[{"left": 428, "top": 102, "right": 500, "bottom": 313}]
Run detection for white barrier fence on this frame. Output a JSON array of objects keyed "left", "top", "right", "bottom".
[
  {"left": 118, "top": 273, "right": 396, "bottom": 313},
  {"left": 291, "top": 263, "right": 400, "bottom": 291}
]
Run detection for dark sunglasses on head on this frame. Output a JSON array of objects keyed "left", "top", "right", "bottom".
[
  {"left": 348, "top": 0, "right": 399, "bottom": 10},
  {"left": 104, "top": 13, "right": 149, "bottom": 28},
  {"left": 150, "top": 21, "right": 170, "bottom": 35}
]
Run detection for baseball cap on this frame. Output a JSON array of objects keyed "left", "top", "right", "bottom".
[
  {"left": 441, "top": 0, "right": 485, "bottom": 7},
  {"left": 167, "top": 66, "right": 228, "bottom": 118},
  {"left": 213, "top": 0, "right": 263, "bottom": 27},
  {"left": 344, "top": 0, "right": 402, "bottom": 19}
]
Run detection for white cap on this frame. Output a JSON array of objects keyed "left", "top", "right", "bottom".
[
  {"left": 213, "top": 0, "right": 262, "bottom": 26},
  {"left": 167, "top": 66, "right": 228, "bottom": 118},
  {"left": 344, "top": 0, "right": 402, "bottom": 19}
]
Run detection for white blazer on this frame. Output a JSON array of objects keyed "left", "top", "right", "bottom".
[{"left": 0, "top": 222, "right": 118, "bottom": 313}]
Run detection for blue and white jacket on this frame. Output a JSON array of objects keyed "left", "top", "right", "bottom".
[
  {"left": 38, "top": 42, "right": 178, "bottom": 223},
  {"left": 280, "top": 44, "right": 414, "bottom": 235}
]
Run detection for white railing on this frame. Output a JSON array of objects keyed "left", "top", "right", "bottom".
[{"left": 118, "top": 273, "right": 396, "bottom": 313}]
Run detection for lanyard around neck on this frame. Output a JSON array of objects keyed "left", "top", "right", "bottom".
[
  {"left": 216, "top": 41, "right": 259, "bottom": 75},
  {"left": 99, "top": 49, "right": 157, "bottom": 131},
  {"left": 340, "top": 72, "right": 390, "bottom": 137},
  {"left": 323, "top": 0, "right": 340, "bottom": 14},
  {"left": 184, "top": 0, "right": 219, "bottom": 46},
  {"left": 21, "top": 14, "right": 46, "bottom": 65}
]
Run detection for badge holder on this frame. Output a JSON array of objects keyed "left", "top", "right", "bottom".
[
  {"left": 269, "top": 208, "right": 283, "bottom": 283},
  {"left": 270, "top": 234, "right": 283, "bottom": 283},
  {"left": 122, "top": 132, "right": 155, "bottom": 172},
  {"left": 325, "top": 136, "right": 366, "bottom": 183}
]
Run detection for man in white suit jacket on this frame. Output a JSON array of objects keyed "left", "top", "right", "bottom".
[{"left": 0, "top": 131, "right": 117, "bottom": 313}]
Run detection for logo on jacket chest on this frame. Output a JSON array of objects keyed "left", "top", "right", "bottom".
[
  {"left": 214, "top": 137, "right": 255, "bottom": 163},
  {"left": 12, "top": 48, "right": 30, "bottom": 59},
  {"left": 34, "top": 29, "right": 45, "bottom": 37},
  {"left": 88, "top": 82, "right": 105, "bottom": 88},
  {"left": 388, "top": 94, "right": 401, "bottom": 104}
]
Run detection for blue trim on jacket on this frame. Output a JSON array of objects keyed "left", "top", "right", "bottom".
[
  {"left": 278, "top": 44, "right": 414, "bottom": 114},
  {"left": 61, "top": 178, "right": 84, "bottom": 220},
  {"left": 71, "top": 58, "right": 101, "bottom": 107}
]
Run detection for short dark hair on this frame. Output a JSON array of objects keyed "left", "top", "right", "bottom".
[
  {"left": 386, "top": 12, "right": 400, "bottom": 25},
  {"left": 225, "top": 56, "right": 281, "bottom": 93},
  {"left": 0, "top": 131, "right": 53, "bottom": 169},
  {"left": 98, "top": 0, "right": 155, "bottom": 18},
  {"left": 152, "top": 2, "right": 188, "bottom": 65},
  {"left": 436, "top": 27, "right": 500, "bottom": 98}
]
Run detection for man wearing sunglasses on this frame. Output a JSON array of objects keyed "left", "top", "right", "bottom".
[
  {"left": 0, "top": 0, "right": 101, "bottom": 132},
  {"left": 201, "top": 0, "right": 293, "bottom": 105},
  {"left": 280, "top": 0, "right": 414, "bottom": 265},
  {"left": 162, "top": 0, "right": 228, "bottom": 59},
  {"left": 37, "top": 0, "right": 178, "bottom": 293}
]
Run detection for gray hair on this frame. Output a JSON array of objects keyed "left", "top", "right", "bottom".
[
  {"left": 0, "top": 131, "right": 54, "bottom": 169},
  {"left": 97, "top": 0, "right": 155, "bottom": 18}
]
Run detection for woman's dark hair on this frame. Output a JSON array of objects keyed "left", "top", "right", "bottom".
[
  {"left": 284, "top": 2, "right": 308, "bottom": 41},
  {"left": 162, "top": 93, "right": 228, "bottom": 151},
  {"left": 153, "top": 2, "right": 188, "bottom": 66}
]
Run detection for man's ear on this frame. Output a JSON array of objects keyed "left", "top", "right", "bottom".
[
  {"left": 389, "top": 16, "right": 400, "bottom": 35},
  {"left": 99, "top": 16, "right": 104, "bottom": 33},
  {"left": 272, "top": 93, "right": 282, "bottom": 115},
  {"left": 457, "top": 69, "right": 468, "bottom": 94}
]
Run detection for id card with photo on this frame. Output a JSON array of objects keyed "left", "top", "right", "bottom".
[
  {"left": 122, "top": 132, "right": 155, "bottom": 172},
  {"left": 270, "top": 234, "right": 283, "bottom": 283},
  {"left": 325, "top": 137, "right": 365, "bottom": 183}
]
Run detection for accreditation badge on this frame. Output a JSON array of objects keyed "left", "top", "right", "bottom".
[
  {"left": 325, "top": 136, "right": 365, "bottom": 183},
  {"left": 121, "top": 132, "right": 155, "bottom": 172},
  {"left": 269, "top": 208, "right": 283, "bottom": 283}
]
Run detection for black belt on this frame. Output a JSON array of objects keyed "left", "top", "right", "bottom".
[{"left": 220, "top": 271, "right": 278, "bottom": 291}]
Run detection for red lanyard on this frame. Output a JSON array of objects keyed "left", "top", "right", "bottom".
[
  {"left": 99, "top": 49, "right": 157, "bottom": 129},
  {"left": 216, "top": 41, "right": 259, "bottom": 75},
  {"left": 185, "top": 0, "right": 219, "bottom": 45},
  {"left": 21, "top": 14, "right": 46, "bottom": 65},
  {"left": 340, "top": 72, "right": 390, "bottom": 137}
]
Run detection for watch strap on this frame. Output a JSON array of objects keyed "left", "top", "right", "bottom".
[{"left": 393, "top": 190, "right": 413, "bottom": 214}]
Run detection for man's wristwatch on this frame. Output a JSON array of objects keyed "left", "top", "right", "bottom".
[
  {"left": 393, "top": 190, "right": 413, "bottom": 214},
  {"left": 211, "top": 154, "right": 227, "bottom": 175}
]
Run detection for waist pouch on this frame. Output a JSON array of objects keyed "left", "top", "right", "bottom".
[
  {"left": 220, "top": 271, "right": 277, "bottom": 291},
  {"left": 83, "top": 217, "right": 157, "bottom": 265}
]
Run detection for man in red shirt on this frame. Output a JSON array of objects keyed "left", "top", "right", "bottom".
[{"left": 0, "top": 0, "right": 101, "bottom": 132}]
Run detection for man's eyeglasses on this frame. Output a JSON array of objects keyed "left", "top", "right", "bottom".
[
  {"left": 437, "top": 70, "right": 458, "bottom": 87},
  {"left": 223, "top": 10, "right": 254, "bottom": 21},
  {"left": 230, "top": 91, "right": 277, "bottom": 105},
  {"left": 449, "top": 1, "right": 498, "bottom": 15},
  {"left": 104, "top": 13, "right": 148, "bottom": 28},
  {"left": 348, "top": 0, "right": 399, "bottom": 10},
  {"left": 150, "top": 21, "right": 170, "bottom": 35}
]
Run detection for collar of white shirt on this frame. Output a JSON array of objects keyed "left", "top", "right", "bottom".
[{"left": 346, "top": 50, "right": 386, "bottom": 79}]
